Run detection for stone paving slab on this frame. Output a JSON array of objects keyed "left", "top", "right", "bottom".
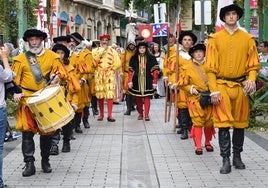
[{"left": 3, "top": 98, "right": 268, "bottom": 187}]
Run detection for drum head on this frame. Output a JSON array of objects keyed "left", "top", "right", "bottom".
[{"left": 27, "top": 85, "right": 60, "bottom": 104}]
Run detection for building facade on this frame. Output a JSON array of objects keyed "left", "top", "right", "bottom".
[{"left": 54, "top": 0, "right": 125, "bottom": 43}]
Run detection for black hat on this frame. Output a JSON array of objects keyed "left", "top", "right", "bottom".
[
  {"left": 136, "top": 41, "right": 148, "bottom": 48},
  {"left": 178, "top": 31, "right": 197, "bottom": 45},
  {"left": 189, "top": 43, "right": 206, "bottom": 57},
  {"left": 220, "top": 4, "right": 244, "bottom": 22},
  {"left": 52, "top": 44, "right": 70, "bottom": 58},
  {"left": 69, "top": 32, "right": 84, "bottom": 44},
  {"left": 23, "top": 29, "right": 47, "bottom": 42},
  {"left": 135, "top": 36, "right": 144, "bottom": 41},
  {"left": 53, "top": 36, "right": 71, "bottom": 43}
]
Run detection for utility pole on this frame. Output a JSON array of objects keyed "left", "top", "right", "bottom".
[
  {"left": 18, "top": 0, "right": 24, "bottom": 39},
  {"left": 200, "top": 0, "right": 205, "bottom": 41},
  {"left": 244, "top": 0, "right": 250, "bottom": 32}
]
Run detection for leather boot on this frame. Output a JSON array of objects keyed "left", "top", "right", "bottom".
[
  {"left": 22, "top": 132, "right": 36, "bottom": 177},
  {"left": 83, "top": 106, "right": 90, "bottom": 128},
  {"left": 62, "top": 122, "right": 72, "bottom": 152},
  {"left": 91, "top": 96, "right": 99, "bottom": 115},
  {"left": 40, "top": 135, "right": 52, "bottom": 173},
  {"left": 41, "top": 160, "right": 52, "bottom": 173},
  {"left": 219, "top": 128, "right": 231, "bottom": 174},
  {"left": 124, "top": 94, "right": 131, "bottom": 115},
  {"left": 22, "top": 161, "right": 36, "bottom": 177},
  {"left": 62, "top": 141, "right": 71, "bottom": 152},
  {"left": 220, "top": 157, "right": 231, "bottom": 174},
  {"left": 232, "top": 128, "right": 246, "bottom": 169},
  {"left": 74, "top": 112, "right": 83, "bottom": 133},
  {"left": 178, "top": 108, "right": 191, "bottom": 139},
  {"left": 50, "top": 129, "right": 60, "bottom": 155}
]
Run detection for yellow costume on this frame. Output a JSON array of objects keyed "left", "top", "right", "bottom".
[
  {"left": 120, "top": 48, "right": 135, "bottom": 93},
  {"left": 12, "top": 49, "right": 67, "bottom": 133},
  {"left": 178, "top": 61, "right": 213, "bottom": 127},
  {"left": 92, "top": 46, "right": 121, "bottom": 99},
  {"left": 69, "top": 48, "right": 93, "bottom": 112},
  {"left": 206, "top": 28, "right": 260, "bottom": 128}
]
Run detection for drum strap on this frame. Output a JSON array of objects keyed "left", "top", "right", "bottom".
[{"left": 25, "top": 51, "right": 44, "bottom": 84}]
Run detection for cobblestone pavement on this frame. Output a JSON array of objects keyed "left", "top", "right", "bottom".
[{"left": 3, "top": 98, "right": 268, "bottom": 188}]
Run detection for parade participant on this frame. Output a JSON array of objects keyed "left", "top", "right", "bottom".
[
  {"left": 178, "top": 43, "right": 215, "bottom": 155},
  {"left": 175, "top": 31, "right": 197, "bottom": 139},
  {"left": 92, "top": 34, "right": 121, "bottom": 122},
  {"left": 121, "top": 40, "right": 136, "bottom": 115},
  {"left": 12, "top": 29, "right": 67, "bottom": 176},
  {"left": 68, "top": 32, "right": 93, "bottom": 133},
  {"left": 52, "top": 36, "right": 70, "bottom": 46},
  {"left": 0, "top": 44, "right": 14, "bottom": 187},
  {"left": 152, "top": 43, "right": 165, "bottom": 98},
  {"left": 50, "top": 35, "right": 72, "bottom": 155},
  {"left": 128, "top": 42, "right": 159, "bottom": 121},
  {"left": 52, "top": 44, "right": 80, "bottom": 152},
  {"left": 114, "top": 46, "right": 124, "bottom": 104},
  {"left": 206, "top": 4, "right": 260, "bottom": 174}
]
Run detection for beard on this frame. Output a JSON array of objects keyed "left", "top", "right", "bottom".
[{"left": 25, "top": 42, "right": 44, "bottom": 54}]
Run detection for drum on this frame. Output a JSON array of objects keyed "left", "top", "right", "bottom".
[{"left": 27, "top": 85, "right": 75, "bottom": 133}]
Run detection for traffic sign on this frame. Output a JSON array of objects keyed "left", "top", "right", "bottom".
[{"left": 152, "top": 23, "right": 169, "bottom": 37}]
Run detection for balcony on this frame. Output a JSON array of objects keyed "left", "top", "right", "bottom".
[{"left": 114, "top": 0, "right": 124, "bottom": 10}]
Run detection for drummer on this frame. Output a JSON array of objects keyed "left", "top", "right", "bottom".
[
  {"left": 52, "top": 43, "right": 81, "bottom": 153},
  {"left": 12, "top": 29, "right": 68, "bottom": 177}
]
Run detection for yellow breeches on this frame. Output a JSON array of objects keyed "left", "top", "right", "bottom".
[
  {"left": 213, "top": 84, "right": 250, "bottom": 128},
  {"left": 187, "top": 95, "right": 213, "bottom": 127}
]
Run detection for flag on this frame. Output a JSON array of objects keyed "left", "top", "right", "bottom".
[
  {"left": 215, "top": 0, "right": 233, "bottom": 32},
  {"left": 138, "top": 24, "right": 153, "bottom": 42}
]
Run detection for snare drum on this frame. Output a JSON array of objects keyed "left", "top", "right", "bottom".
[{"left": 27, "top": 85, "right": 75, "bottom": 133}]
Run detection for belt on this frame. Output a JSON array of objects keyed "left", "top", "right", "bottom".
[{"left": 217, "top": 75, "right": 246, "bottom": 83}]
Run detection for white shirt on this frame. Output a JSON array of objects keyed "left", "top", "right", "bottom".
[{"left": 0, "top": 66, "right": 13, "bottom": 108}]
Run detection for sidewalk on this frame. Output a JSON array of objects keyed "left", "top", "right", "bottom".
[{"left": 3, "top": 98, "right": 268, "bottom": 188}]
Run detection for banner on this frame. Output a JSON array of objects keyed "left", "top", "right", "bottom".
[
  {"left": 215, "top": 0, "right": 233, "bottom": 32},
  {"left": 138, "top": 24, "right": 153, "bottom": 42}
]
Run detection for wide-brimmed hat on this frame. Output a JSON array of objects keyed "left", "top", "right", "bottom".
[
  {"left": 23, "top": 29, "right": 47, "bottom": 41},
  {"left": 99, "top": 34, "right": 111, "bottom": 41},
  {"left": 220, "top": 4, "right": 244, "bottom": 22},
  {"left": 53, "top": 36, "right": 71, "bottom": 43},
  {"left": 52, "top": 43, "right": 70, "bottom": 58},
  {"left": 189, "top": 43, "right": 206, "bottom": 57},
  {"left": 69, "top": 32, "right": 84, "bottom": 44},
  {"left": 178, "top": 31, "right": 197, "bottom": 45},
  {"left": 136, "top": 41, "right": 148, "bottom": 48}
]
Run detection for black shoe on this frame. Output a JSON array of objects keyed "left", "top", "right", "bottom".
[
  {"left": 41, "top": 160, "right": 52, "bottom": 173},
  {"left": 22, "top": 161, "right": 36, "bottom": 177},
  {"left": 180, "top": 130, "right": 188, "bottom": 140},
  {"left": 107, "top": 117, "right": 116, "bottom": 122},
  {"left": 220, "top": 157, "right": 231, "bottom": 174},
  {"left": 83, "top": 120, "right": 90, "bottom": 128},
  {"left": 195, "top": 149, "right": 203, "bottom": 155},
  {"left": 93, "top": 108, "right": 99, "bottom": 115},
  {"left": 62, "top": 142, "right": 71, "bottom": 152},
  {"left": 75, "top": 126, "right": 83, "bottom": 133},
  {"left": 124, "top": 110, "right": 131, "bottom": 115},
  {"left": 176, "top": 128, "right": 182, "bottom": 134},
  {"left": 70, "top": 133, "right": 76, "bottom": 140},
  {"left": 50, "top": 145, "right": 59, "bottom": 155},
  {"left": 233, "top": 153, "right": 246, "bottom": 169}
]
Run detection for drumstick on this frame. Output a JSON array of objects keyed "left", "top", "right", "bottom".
[{"left": 22, "top": 95, "right": 39, "bottom": 98}]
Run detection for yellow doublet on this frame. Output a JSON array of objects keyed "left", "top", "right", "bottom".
[
  {"left": 206, "top": 28, "right": 260, "bottom": 128},
  {"left": 120, "top": 49, "right": 134, "bottom": 92},
  {"left": 179, "top": 62, "right": 213, "bottom": 127},
  {"left": 12, "top": 49, "right": 67, "bottom": 132},
  {"left": 92, "top": 46, "right": 121, "bottom": 99}
]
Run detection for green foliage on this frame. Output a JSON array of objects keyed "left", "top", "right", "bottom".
[{"left": 6, "top": 97, "right": 18, "bottom": 117}]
